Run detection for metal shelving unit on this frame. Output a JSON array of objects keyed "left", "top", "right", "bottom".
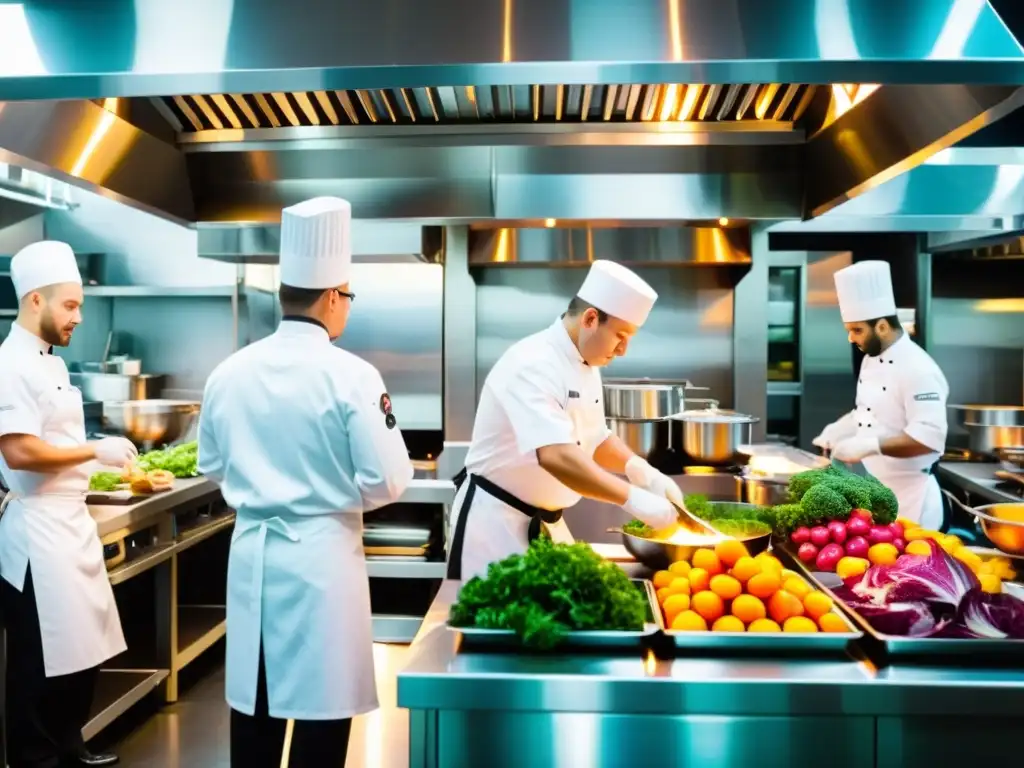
[
  {"left": 176, "top": 605, "right": 227, "bottom": 670},
  {"left": 83, "top": 285, "right": 236, "bottom": 298},
  {"left": 83, "top": 669, "right": 169, "bottom": 741}
]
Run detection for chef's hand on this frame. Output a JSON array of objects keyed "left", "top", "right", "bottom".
[
  {"left": 831, "top": 435, "right": 881, "bottom": 463},
  {"left": 93, "top": 437, "right": 138, "bottom": 467},
  {"left": 812, "top": 418, "right": 858, "bottom": 452},
  {"left": 622, "top": 485, "right": 678, "bottom": 530},
  {"left": 625, "top": 456, "right": 685, "bottom": 507}
]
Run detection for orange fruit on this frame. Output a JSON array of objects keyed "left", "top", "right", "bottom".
[
  {"left": 868, "top": 543, "right": 899, "bottom": 566},
  {"left": 710, "top": 574, "right": 743, "bottom": 601},
  {"left": 731, "top": 594, "right": 766, "bottom": 624},
  {"left": 904, "top": 540, "right": 931, "bottom": 558},
  {"left": 746, "top": 571, "right": 782, "bottom": 599},
  {"left": 979, "top": 574, "right": 1002, "bottom": 594},
  {"left": 668, "top": 560, "right": 692, "bottom": 576},
  {"left": 782, "top": 576, "right": 811, "bottom": 600},
  {"left": 780, "top": 569, "right": 799, "bottom": 581},
  {"left": 662, "top": 593, "right": 691, "bottom": 624},
  {"left": 747, "top": 618, "right": 782, "bottom": 633},
  {"left": 669, "top": 577, "right": 691, "bottom": 595},
  {"left": 691, "top": 591, "right": 725, "bottom": 623},
  {"left": 768, "top": 590, "right": 805, "bottom": 624},
  {"left": 730, "top": 556, "right": 761, "bottom": 583},
  {"left": 714, "top": 539, "right": 748, "bottom": 568},
  {"left": 653, "top": 570, "right": 676, "bottom": 589},
  {"left": 692, "top": 549, "right": 724, "bottom": 576},
  {"left": 818, "top": 613, "right": 848, "bottom": 633},
  {"left": 712, "top": 615, "right": 745, "bottom": 633},
  {"left": 836, "top": 556, "right": 870, "bottom": 581},
  {"left": 783, "top": 616, "right": 819, "bottom": 633},
  {"left": 656, "top": 587, "right": 675, "bottom": 603},
  {"left": 671, "top": 610, "right": 708, "bottom": 632},
  {"left": 755, "top": 553, "right": 783, "bottom": 574},
  {"left": 803, "top": 591, "right": 834, "bottom": 620},
  {"left": 688, "top": 567, "right": 711, "bottom": 593}
]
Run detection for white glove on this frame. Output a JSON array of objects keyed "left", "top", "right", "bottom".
[
  {"left": 831, "top": 435, "right": 881, "bottom": 463},
  {"left": 812, "top": 412, "right": 858, "bottom": 451},
  {"left": 625, "top": 456, "right": 684, "bottom": 507},
  {"left": 622, "top": 485, "right": 678, "bottom": 530},
  {"left": 93, "top": 437, "right": 138, "bottom": 467}
]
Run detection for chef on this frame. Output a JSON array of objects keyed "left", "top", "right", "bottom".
[
  {"left": 448, "top": 259, "right": 682, "bottom": 581},
  {"left": 813, "top": 260, "right": 949, "bottom": 529},
  {"left": 198, "top": 197, "right": 414, "bottom": 768},
  {"left": 0, "top": 241, "right": 137, "bottom": 768}
]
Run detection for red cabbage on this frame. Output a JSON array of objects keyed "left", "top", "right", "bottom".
[
  {"left": 851, "top": 601, "right": 941, "bottom": 637},
  {"left": 842, "top": 539, "right": 978, "bottom": 608},
  {"left": 956, "top": 588, "right": 1024, "bottom": 640}
]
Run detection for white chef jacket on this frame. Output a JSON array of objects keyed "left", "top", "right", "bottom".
[
  {"left": 852, "top": 334, "right": 949, "bottom": 527},
  {"left": 198, "top": 319, "right": 413, "bottom": 719},
  {"left": 0, "top": 324, "right": 125, "bottom": 676},
  {"left": 448, "top": 319, "right": 611, "bottom": 579}
]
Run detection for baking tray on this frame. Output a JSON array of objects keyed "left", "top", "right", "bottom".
[
  {"left": 662, "top": 566, "right": 862, "bottom": 655},
  {"left": 363, "top": 524, "right": 431, "bottom": 548},
  {"left": 776, "top": 544, "right": 1024, "bottom": 663},
  {"left": 450, "top": 579, "right": 661, "bottom": 651}
]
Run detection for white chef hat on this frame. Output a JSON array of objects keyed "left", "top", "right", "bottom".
[
  {"left": 11, "top": 241, "right": 82, "bottom": 300},
  {"left": 834, "top": 261, "right": 896, "bottom": 323},
  {"left": 279, "top": 197, "right": 352, "bottom": 289},
  {"left": 576, "top": 260, "right": 658, "bottom": 327}
]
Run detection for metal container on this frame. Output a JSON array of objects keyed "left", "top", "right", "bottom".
[
  {"left": 964, "top": 424, "right": 1024, "bottom": 456},
  {"left": 101, "top": 399, "right": 200, "bottom": 448},
  {"left": 951, "top": 405, "right": 1024, "bottom": 428},
  {"left": 612, "top": 511, "right": 772, "bottom": 570},
  {"left": 671, "top": 409, "right": 759, "bottom": 466},
  {"left": 603, "top": 378, "right": 709, "bottom": 419},
  {"left": 606, "top": 417, "right": 669, "bottom": 459},
  {"left": 74, "top": 357, "right": 142, "bottom": 376},
  {"left": 742, "top": 477, "right": 791, "bottom": 507},
  {"left": 942, "top": 491, "right": 1024, "bottom": 556},
  {"left": 70, "top": 372, "right": 166, "bottom": 403}
]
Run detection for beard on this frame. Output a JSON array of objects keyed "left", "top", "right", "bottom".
[
  {"left": 859, "top": 330, "right": 883, "bottom": 357},
  {"left": 39, "top": 311, "right": 74, "bottom": 347}
]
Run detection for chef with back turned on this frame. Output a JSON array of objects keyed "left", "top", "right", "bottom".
[
  {"left": 447, "top": 259, "right": 684, "bottom": 581},
  {"left": 0, "top": 241, "right": 137, "bottom": 768},
  {"left": 813, "top": 260, "right": 949, "bottom": 529},
  {"left": 198, "top": 197, "right": 414, "bottom": 767}
]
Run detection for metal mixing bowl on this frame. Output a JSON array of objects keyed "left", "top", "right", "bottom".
[
  {"left": 943, "top": 491, "right": 1024, "bottom": 556},
  {"left": 101, "top": 399, "right": 200, "bottom": 448}
]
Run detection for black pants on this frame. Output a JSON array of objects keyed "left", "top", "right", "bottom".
[
  {"left": 230, "top": 645, "right": 352, "bottom": 768},
  {"left": 1, "top": 568, "right": 97, "bottom": 768}
]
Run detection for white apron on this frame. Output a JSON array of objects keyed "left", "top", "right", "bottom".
[
  {"left": 226, "top": 509, "right": 377, "bottom": 720},
  {"left": 0, "top": 375, "right": 126, "bottom": 677}
]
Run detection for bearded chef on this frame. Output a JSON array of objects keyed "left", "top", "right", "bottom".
[
  {"left": 448, "top": 260, "right": 682, "bottom": 581},
  {"left": 813, "top": 260, "right": 949, "bottom": 529},
  {"left": 0, "top": 242, "right": 137, "bottom": 768},
  {"left": 198, "top": 197, "right": 414, "bottom": 768}
]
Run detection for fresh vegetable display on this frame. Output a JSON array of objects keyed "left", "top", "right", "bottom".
[
  {"left": 652, "top": 540, "right": 849, "bottom": 633},
  {"left": 831, "top": 538, "right": 1024, "bottom": 639},
  {"left": 134, "top": 440, "right": 199, "bottom": 478},
  {"left": 790, "top": 508, "right": 908, "bottom": 576},
  {"left": 621, "top": 496, "right": 773, "bottom": 541},
  {"left": 448, "top": 537, "right": 648, "bottom": 649},
  {"left": 770, "top": 464, "right": 898, "bottom": 539}
]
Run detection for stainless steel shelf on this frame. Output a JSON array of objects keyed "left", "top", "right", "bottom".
[
  {"left": 108, "top": 542, "right": 176, "bottom": 586},
  {"left": 176, "top": 511, "right": 236, "bottom": 552},
  {"left": 372, "top": 615, "right": 424, "bottom": 643},
  {"left": 82, "top": 669, "right": 169, "bottom": 741},
  {"left": 400, "top": 478, "right": 457, "bottom": 505},
  {"left": 767, "top": 381, "right": 803, "bottom": 396},
  {"left": 176, "top": 605, "right": 227, "bottom": 670},
  {"left": 366, "top": 559, "right": 447, "bottom": 579},
  {"left": 83, "top": 285, "right": 236, "bottom": 298}
]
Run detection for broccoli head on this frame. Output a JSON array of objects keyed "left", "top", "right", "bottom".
[
  {"left": 788, "top": 469, "right": 830, "bottom": 501},
  {"left": 770, "top": 503, "right": 805, "bottom": 537},
  {"left": 866, "top": 482, "right": 899, "bottom": 523},
  {"left": 822, "top": 476, "right": 873, "bottom": 510},
  {"left": 799, "top": 484, "right": 852, "bottom": 523}
]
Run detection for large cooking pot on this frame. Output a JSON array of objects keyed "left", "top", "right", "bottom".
[
  {"left": 670, "top": 409, "right": 759, "bottom": 466},
  {"left": 606, "top": 417, "right": 668, "bottom": 460},
  {"left": 603, "top": 378, "right": 710, "bottom": 419},
  {"left": 950, "top": 405, "right": 1024, "bottom": 456}
]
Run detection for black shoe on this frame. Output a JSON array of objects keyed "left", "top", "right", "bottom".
[{"left": 75, "top": 749, "right": 119, "bottom": 766}]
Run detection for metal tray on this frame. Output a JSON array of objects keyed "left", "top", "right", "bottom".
[
  {"left": 450, "top": 579, "right": 661, "bottom": 651},
  {"left": 776, "top": 545, "right": 1024, "bottom": 662},
  {"left": 663, "top": 566, "right": 862, "bottom": 654},
  {"left": 363, "top": 524, "right": 432, "bottom": 548}
]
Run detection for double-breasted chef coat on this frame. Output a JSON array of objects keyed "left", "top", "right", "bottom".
[
  {"left": 198, "top": 319, "right": 413, "bottom": 720},
  {"left": 0, "top": 324, "right": 126, "bottom": 677},
  {"left": 852, "top": 334, "right": 949, "bottom": 529},
  {"left": 448, "top": 319, "right": 611, "bottom": 581}
]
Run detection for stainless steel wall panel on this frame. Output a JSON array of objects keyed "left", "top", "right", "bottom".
[
  {"left": 442, "top": 227, "right": 477, "bottom": 442},
  {"left": 731, "top": 225, "right": 769, "bottom": 442}
]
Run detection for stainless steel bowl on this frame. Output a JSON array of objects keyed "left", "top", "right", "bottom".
[
  {"left": 101, "top": 399, "right": 200, "bottom": 448},
  {"left": 943, "top": 491, "right": 1024, "bottom": 556},
  {"left": 613, "top": 524, "right": 772, "bottom": 570}
]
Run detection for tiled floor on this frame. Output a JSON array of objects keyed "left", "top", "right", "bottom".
[{"left": 102, "top": 643, "right": 411, "bottom": 767}]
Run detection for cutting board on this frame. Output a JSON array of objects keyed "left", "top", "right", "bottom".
[{"left": 87, "top": 486, "right": 172, "bottom": 506}]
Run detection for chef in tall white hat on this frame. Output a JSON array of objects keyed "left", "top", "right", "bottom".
[
  {"left": 814, "top": 260, "right": 949, "bottom": 528},
  {"left": 0, "top": 241, "right": 136, "bottom": 767},
  {"left": 447, "top": 259, "right": 682, "bottom": 581},
  {"left": 198, "top": 197, "right": 413, "bottom": 767}
]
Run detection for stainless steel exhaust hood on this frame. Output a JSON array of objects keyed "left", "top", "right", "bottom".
[{"left": 1, "top": 0, "right": 1023, "bottom": 228}]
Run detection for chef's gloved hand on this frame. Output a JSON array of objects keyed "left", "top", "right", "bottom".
[
  {"left": 93, "top": 436, "right": 139, "bottom": 467},
  {"left": 625, "top": 456, "right": 685, "bottom": 507},
  {"left": 831, "top": 435, "right": 881, "bottom": 463},
  {"left": 622, "top": 485, "right": 678, "bottom": 530},
  {"left": 812, "top": 413, "right": 858, "bottom": 452}
]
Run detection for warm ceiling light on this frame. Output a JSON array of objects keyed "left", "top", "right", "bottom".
[
  {"left": 718, "top": 217, "right": 729, "bottom": 226},
  {"left": 544, "top": 218, "right": 556, "bottom": 228}
]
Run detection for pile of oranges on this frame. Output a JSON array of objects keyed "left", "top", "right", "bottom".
[{"left": 653, "top": 540, "right": 848, "bottom": 633}]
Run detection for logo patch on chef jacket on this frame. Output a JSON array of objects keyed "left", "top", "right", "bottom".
[
  {"left": 567, "top": 390, "right": 580, "bottom": 399},
  {"left": 914, "top": 392, "right": 940, "bottom": 402},
  {"left": 380, "top": 393, "right": 396, "bottom": 429}
]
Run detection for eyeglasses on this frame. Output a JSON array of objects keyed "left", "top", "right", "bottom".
[{"left": 334, "top": 289, "right": 355, "bottom": 302}]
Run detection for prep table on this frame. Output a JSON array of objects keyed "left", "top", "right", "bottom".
[{"left": 398, "top": 579, "right": 1024, "bottom": 768}]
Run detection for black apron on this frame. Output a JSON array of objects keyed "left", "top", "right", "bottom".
[{"left": 446, "top": 467, "right": 564, "bottom": 580}]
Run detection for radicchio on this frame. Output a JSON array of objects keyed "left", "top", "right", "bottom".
[
  {"left": 956, "top": 588, "right": 1024, "bottom": 640},
  {"left": 842, "top": 539, "right": 978, "bottom": 608},
  {"left": 851, "top": 601, "right": 941, "bottom": 637}
]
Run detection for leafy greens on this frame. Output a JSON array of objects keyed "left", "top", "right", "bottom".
[{"left": 135, "top": 441, "right": 199, "bottom": 478}]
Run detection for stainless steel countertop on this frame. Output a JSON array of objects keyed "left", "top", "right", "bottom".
[
  {"left": 396, "top": 580, "right": 1024, "bottom": 716},
  {"left": 937, "top": 462, "right": 1021, "bottom": 505}
]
